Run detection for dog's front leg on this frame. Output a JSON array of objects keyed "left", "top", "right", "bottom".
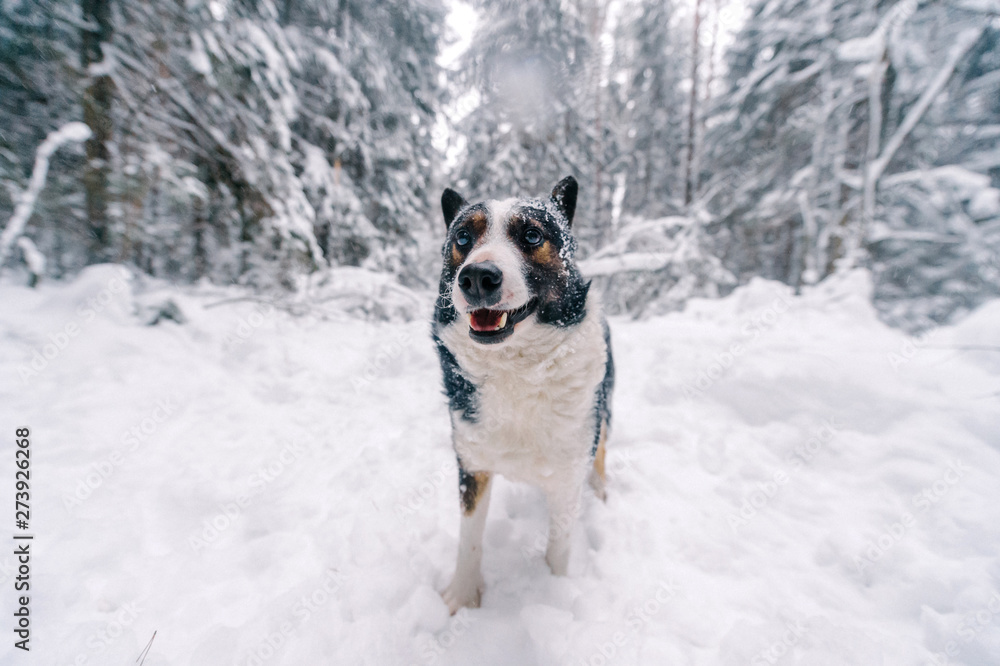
[
  {"left": 543, "top": 479, "right": 584, "bottom": 576},
  {"left": 442, "top": 463, "right": 492, "bottom": 614}
]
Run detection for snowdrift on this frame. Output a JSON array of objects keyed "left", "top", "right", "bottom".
[{"left": 0, "top": 266, "right": 998, "bottom": 665}]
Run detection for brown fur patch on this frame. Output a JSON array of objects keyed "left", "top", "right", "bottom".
[
  {"left": 461, "top": 471, "right": 492, "bottom": 515},
  {"left": 451, "top": 244, "right": 464, "bottom": 266},
  {"left": 468, "top": 210, "right": 488, "bottom": 237},
  {"left": 533, "top": 240, "right": 557, "bottom": 266},
  {"left": 593, "top": 421, "right": 608, "bottom": 485}
]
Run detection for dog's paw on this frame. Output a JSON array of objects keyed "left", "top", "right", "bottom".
[{"left": 441, "top": 579, "right": 482, "bottom": 615}]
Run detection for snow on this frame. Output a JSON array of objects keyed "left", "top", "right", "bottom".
[
  {"left": 836, "top": 33, "right": 884, "bottom": 63},
  {"left": 439, "top": 1, "right": 478, "bottom": 70},
  {"left": 188, "top": 31, "right": 214, "bottom": 79},
  {"left": 882, "top": 165, "right": 1000, "bottom": 221},
  {"left": 1, "top": 265, "right": 999, "bottom": 665},
  {"left": 15, "top": 237, "right": 45, "bottom": 277},
  {"left": 969, "top": 188, "right": 1000, "bottom": 220},
  {"left": 579, "top": 252, "right": 675, "bottom": 277}
]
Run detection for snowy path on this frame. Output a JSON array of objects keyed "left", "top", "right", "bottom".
[{"left": 1, "top": 266, "right": 998, "bottom": 665}]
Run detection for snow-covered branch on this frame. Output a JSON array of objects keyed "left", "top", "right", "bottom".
[
  {"left": 579, "top": 252, "right": 675, "bottom": 277},
  {"left": 844, "top": 25, "right": 987, "bottom": 270},
  {"left": 869, "top": 27, "right": 985, "bottom": 184},
  {"left": 0, "top": 122, "right": 91, "bottom": 275},
  {"left": 16, "top": 237, "right": 46, "bottom": 286}
]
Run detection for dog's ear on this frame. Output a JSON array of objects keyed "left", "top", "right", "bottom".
[
  {"left": 441, "top": 188, "right": 467, "bottom": 229},
  {"left": 550, "top": 176, "right": 578, "bottom": 227}
]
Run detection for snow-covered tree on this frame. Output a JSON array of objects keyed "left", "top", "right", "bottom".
[
  {"left": 2, "top": 0, "right": 445, "bottom": 288},
  {"left": 453, "top": 0, "right": 600, "bottom": 242},
  {"left": 583, "top": 0, "right": 734, "bottom": 314},
  {"left": 703, "top": 0, "right": 1000, "bottom": 329},
  {"left": 0, "top": 0, "right": 88, "bottom": 277},
  {"left": 703, "top": 0, "right": 866, "bottom": 287},
  {"left": 281, "top": 0, "right": 445, "bottom": 280},
  {"left": 605, "top": 0, "right": 688, "bottom": 218},
  {"left": 865, "top": 2, "right": 1000, "bottom": 329},
  {"left": 2, "top": 0, "right": 997, "bottom": 331}
]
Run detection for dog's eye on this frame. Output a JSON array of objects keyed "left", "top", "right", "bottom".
[
  {"left": 455, "top": 230, "right": 471, "bottom": 247},
  {"left": 523, "top": 228, "right": 543, "bottom": 246}
]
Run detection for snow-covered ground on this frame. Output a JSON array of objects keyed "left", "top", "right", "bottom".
[{"left": 1, "top": 265, "right": 999, "bottom": 665}]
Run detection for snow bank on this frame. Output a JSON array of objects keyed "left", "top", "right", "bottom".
[{"left": 0, "top": 267, "right": 997, "bottom": 665}]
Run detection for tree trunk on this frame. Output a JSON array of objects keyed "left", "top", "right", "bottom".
[
  {"left": 683, "top": 0, "right": 703, "bottom": 207},
  {"left": 81, "top": 0, "right": 114, "bottom": 263},
  {"left": 860, "top": 49, "right": 888, "bottom": 252},
  {"left": 693, "top": 0, "right": 719, "bottom": 204},
  {"left": 588, "top": 0, "right": 607, "bottom": 245}
]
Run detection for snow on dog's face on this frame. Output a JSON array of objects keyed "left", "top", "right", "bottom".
[{"left": 434, "top": 176, "right": 590, "bottom": 345}]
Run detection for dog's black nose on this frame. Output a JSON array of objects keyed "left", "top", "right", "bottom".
[{"left": 458, "top": 261, "right": 503, "bottom": 305}]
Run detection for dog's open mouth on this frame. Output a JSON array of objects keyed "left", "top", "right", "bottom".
[{"left": 467, "top": 298, "right": 538, "bottom": 344}]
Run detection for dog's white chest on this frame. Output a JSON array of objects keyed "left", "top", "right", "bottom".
[{"left": 441, "top": 302, "right": 607, "bottom": 487}]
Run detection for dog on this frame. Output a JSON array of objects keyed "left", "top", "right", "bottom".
[{"left": 431, "top": 175, "right": 614, "bottom": 614}]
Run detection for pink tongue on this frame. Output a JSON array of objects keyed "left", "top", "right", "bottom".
[{"left": 470, "top": 309, "right": 502, "bottom": 331}]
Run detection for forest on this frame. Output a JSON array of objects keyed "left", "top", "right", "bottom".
[
  {"left": 2, "top": 0, "right": 999, "bottom": 331},
  {"left": 3, "top": 2, "right": 1000, "bottom": 663}
]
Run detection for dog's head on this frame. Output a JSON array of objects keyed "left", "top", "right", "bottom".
[{"left": 433, "top": 176, "right": 590, "bottom": 345}]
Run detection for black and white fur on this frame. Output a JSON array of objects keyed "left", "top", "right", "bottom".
[{"left": 431, "top": 176, "right": 614, "bottom": 614}]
